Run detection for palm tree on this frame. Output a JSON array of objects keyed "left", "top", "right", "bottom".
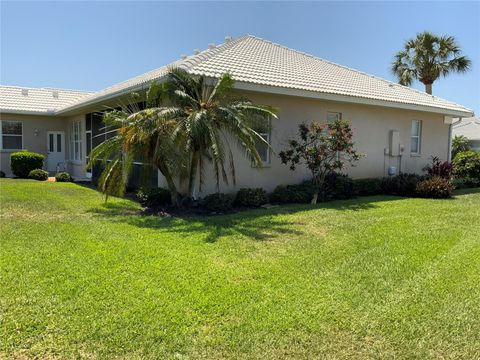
[
  {"left": 89, "top": 69, "right": 277, "bottom": 204},
  {"left": 87, "top": 85, "right": 188, "bottom": 206},
  {"left": 165, "top": 68, "right": 277, "bottom": 199},
  {"left": 392, "top": 31, "right": 471, "bottom": 94}
]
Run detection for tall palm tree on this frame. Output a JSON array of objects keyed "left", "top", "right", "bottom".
[
  {"left": 165, "top": 68, "right": 277, "bottom": 198},
  {"left": 392, "top": 31, "right": 471, "bottom": 94}
]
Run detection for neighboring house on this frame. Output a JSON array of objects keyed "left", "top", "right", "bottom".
[
  {"left": 0, "top": 35, "right": 474, "bottom": 194},
  {"left": 452, "top": 117, "right": 480, "bottom": 152}
]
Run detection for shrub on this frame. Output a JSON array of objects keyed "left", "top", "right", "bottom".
[
  {"left": 235, "top": 188, "right": 268, "bottom": 207},
  {"left": 452, "top": 135, "right": 470, "bottom": 159},
  {"left": 201, "top": 193, "right": 233, "bottom": 212},
  {"left": 452, "top": 177, "right": 480, "bottom": 189},
  {"left": 415, "top": 177, "right": 455, "bottom": 198},
  {"left": 452, "top": 151, "right": 480, "bottom": 181},
  {"left": 0, "top": 171, "right": 5, "bottom": 178},
  {"left": 354, "top": 178, "right": 383, "bottom": 196},
  {"left": 28, "top": 169, "right": 48, "bottom": 181},
  {"left": 55, "top": 172, "right": 73, "bottom": 182},
  {"left": 137, "top": 187, "right": 171, "bottom": 208},
  {"left": 381, "top": 173, "right": 423, "bottom": 196},
  {"left": 10, "top": 151, "right": 45, "bottom": 178},
  {"left": 270, "top": 181, "right": 316, "bottom": 204},
  {"left": 422, "top": 156, "right": 452, "bottom": 179},
  {"left": 321, "top": 173, "right": 355, "bottom": 201}
]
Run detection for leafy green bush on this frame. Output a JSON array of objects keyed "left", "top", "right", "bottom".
[
  {"left": 452, "top": 151, "right": 480, "bottom": 181},
  {"left": 137, "top": 187, "right": 171, "bottom": 208},
  {"left": 28, "top": 169, "right": 48, "bottom": 181},
  {"left": 270, "top": 181, "right": 316, "bottom": 204},
  {"left": 452, "top": 177, "right": 480, "bottom": 189},
  {"left": 10, "top": 151, "right": 45, "bottom": 178},
  {"left": 381, "top": 173, "right": 423, "bottom": 196},
  {"left": 321, "top": 173, "right": 355, "bottom": 201},
  {"left": 452, "top": 135, "right": 470, "bottom": 159},
  {"left": 201, "top": 193, "right": 233, "bottom": 212},
  {"left": 0, "top": 171, "right": 5, "bottom": 178},
  {"left": 235, "top": 188, "right": 268, "bottom": 207},
  {"left": 55, "top": 172, "right": 73, "bottom": 182},
  {"left": 354, "top": 178, "right": 383, "bottom": 196},
  {"left": 415, "top": 177, "right": 455, "bottom": 198}
]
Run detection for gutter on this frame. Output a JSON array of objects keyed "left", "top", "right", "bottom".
[
  {"left": 55, "top": 78, "right": 474, "bottom": 118},
  {"left": 0, "top": 109, "right": 56, "bottom": 116}
]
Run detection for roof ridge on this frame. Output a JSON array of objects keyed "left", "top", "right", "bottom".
[
  {"left": 0, "top": 84, "right": 93, "bottom": 93},
  {"left": 178, "top": 35, "right": 250, "bottom": 71},
  {"left": 243, "top": 34, "right": 467, "bottom": 109}
]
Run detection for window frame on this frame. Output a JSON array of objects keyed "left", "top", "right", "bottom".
[
  {"left": 410, "top": 119, "right": 422, "bottom": 155},
  {"left": 327, "top": 112, "right": 343, "bottom": 160},
  {"left": 327, "top": 111, "right": 342, "bottom": 123},
  {"left": 70, "top": 120, "right": 82, "bottom": 162},
  {"left": 0, "top": 120, "right": 23, "bottom": 151},
  {"left": 252, "top": 117, "right": 272, "bottom": 167}
]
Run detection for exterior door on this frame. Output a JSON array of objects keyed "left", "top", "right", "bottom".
[{"left": 46, "top": 131, "right": 65, "bottom": 172}]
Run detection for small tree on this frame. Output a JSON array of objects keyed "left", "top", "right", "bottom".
[
  {"left": 451, "top": 135, "right": 470, "bottom": 159},
  {"left": 279, "top": 120, "right": 361, "bottom": 204}
]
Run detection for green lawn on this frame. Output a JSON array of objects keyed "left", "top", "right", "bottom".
[{"left": 1, "top": 179, "right": 479, "bottom": 359}]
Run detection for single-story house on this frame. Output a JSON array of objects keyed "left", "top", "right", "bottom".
[
  {"left": 452, "top": 117, "right": 480, "bottom": 152},
  {"left": 0, "top": 35, "right": 474, "bottom": 194}
]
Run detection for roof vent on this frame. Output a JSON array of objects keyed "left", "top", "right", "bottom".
[
  {"left": 225, "top": 36, "right": 233, "bottom": 42},
  {"left": 193, "top": 49, "right": 200, "bottom": 55},
  {"left": 21, "top": 89, "right": 28, "bottom": 96},
  {"left": 180, "top": 54, "right": 188, "bottom": 60},
  {"left": 52, "top": 90, "right": 59, "bottom": 98},
  {"left": 208, "top": 43, "right": 216, "bottom": 49}
]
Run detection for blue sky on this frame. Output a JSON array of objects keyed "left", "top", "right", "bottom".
[{"left": 1, "top": 1, "right": 479, "bottom": 114}]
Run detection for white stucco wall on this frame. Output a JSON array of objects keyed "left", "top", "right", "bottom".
[{"left": 158, "top": 92, "right": 449, "bottom": 195}]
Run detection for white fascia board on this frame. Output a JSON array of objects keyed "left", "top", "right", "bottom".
[
  {"left": 234, "top": 82, "right": 474, "bottom": 118},
  {"left": 0, "top": 109, "right": 56, "bottom": 116}
]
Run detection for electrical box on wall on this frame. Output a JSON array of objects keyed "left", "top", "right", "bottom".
[{"left": 389, "top": 130, "right": 400, "bottom": 156}]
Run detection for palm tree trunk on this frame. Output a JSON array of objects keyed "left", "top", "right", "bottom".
[
  {"left": 188, "top": 151, "right": 200, "bottom": 199},
  {"left": 425, "top": 83, "right": 432, "bottom": 95},
  {"left": 157, "top": 162, "right": 180, "bottom": 207}
]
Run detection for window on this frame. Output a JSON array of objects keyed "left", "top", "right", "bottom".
[
  {"left": 411, "top": 120, "right": 422, "bottom": 154},
  {"left": 0, "top": 121, "right": 23, "bottom": 150},
  {"left": 327, "top": 111, "right": 342, "bottom": 123},
  {"left": 327, "top": 112, "right": 342, "bottom": 160},
  {"left": 70, "top": 120, "right": 82, "bottom": 161},
  {"left": 252, "top": 117, "right": 271, "bottom": 165}
]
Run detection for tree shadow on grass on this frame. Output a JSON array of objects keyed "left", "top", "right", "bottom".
[{"left": 86, "top": 195, "right": 407, "bottom": 243}]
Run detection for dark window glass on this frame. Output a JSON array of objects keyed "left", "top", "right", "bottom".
[
  {"left": 49, "top": 134, "right": 54, "bottom": 152},
  {"left": 86, "top": 114, "right": 92, "bottom": 131},
  {"left": 57, "top": 134, "right": 62, "bottom": 152},
  {"left": 3, "top": 136, "right": 22, "bottom": 150},
  {"left": 86, "top": 133, "right": 92, "bottom": 156},
  {"left": 2, "top": 121, "right": 22, "bottom": 135}
]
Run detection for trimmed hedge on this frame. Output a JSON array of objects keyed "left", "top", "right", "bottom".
[
  {"left": 201, "top": 193, "right": 233, "bottom": 212},
  {"left": 10, "top": 151, "right": 45, "bottom": 178},
  {"left": 415, "top": 177, "right": 455, "bottom": 198},
  {"left": 270, "top": 181, "right": 316, "bottom": 204},
  {"left": 354, "top": 178, "right": 383, "bottom": 196},
  {"left": 137, "top": 187, "right": 171, "bottom": 207},
  {"left": 55, "top": 172, "right": 73, "bottom": 182},
  {"left": 380, "top": 173, "right": 423, "bottom": 197},
  {"left": 235, "top": 188, "right": 268, "bottom": 207},
  {"left": 28, "top": 169, "right": 48, "bottom": 181}
]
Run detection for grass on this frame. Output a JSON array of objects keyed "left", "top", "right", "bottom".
[{"left": 1, "top": 178, "right": 479, "bottom": 359}]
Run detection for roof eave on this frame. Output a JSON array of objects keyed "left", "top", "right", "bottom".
[
  {"left": 234, "top": 82, "right": 474, "bottom": 118},
  {"left": 0, "top": 109, "right": 57, "bottom": 116}
]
